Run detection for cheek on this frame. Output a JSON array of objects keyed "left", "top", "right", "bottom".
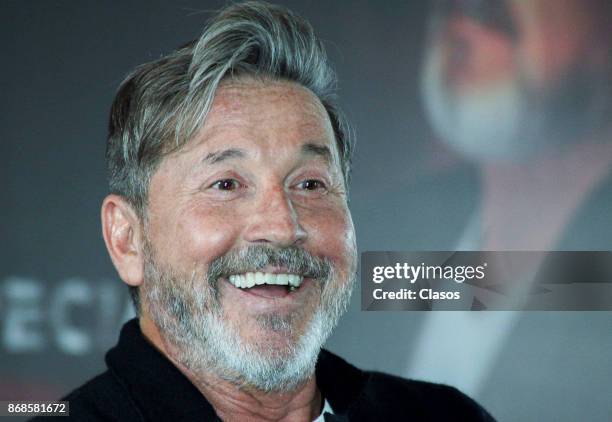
[
  {"left": 301, "top": 205, "right": 357, "bottom": 275},
  {"left": 154, "top": 203, "right": 243, "bottom": 268}
]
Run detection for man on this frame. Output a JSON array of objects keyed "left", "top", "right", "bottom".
[
  {"left": 37, "top": 2, "right": 494, "bottom": 421},
  {"left": 408, "top": 0, "right": 612, "bottom": 418}
]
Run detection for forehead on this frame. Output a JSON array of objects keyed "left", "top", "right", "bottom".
[
  {"left": 214, "top": 78, "right": 328, "bottom": 120},
  {"left": 182, "top": 78, "right": 338, "bottom": 159}
]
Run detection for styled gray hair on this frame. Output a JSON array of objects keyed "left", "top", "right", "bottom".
[{"left": 105, "top": 1, "right": 352, "bottom": 312}]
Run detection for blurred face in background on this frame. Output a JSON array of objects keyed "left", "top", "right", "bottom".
[{"left": 421, "top": 0, "right": 612, "bottom": 162}]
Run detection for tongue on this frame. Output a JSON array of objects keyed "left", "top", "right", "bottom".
[{"left": 246, "top": 284, "right": 290, "bottom": 299}]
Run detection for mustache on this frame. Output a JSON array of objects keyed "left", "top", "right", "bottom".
[{"left": 207, "top": 245, "right": 332, "bottom": 283}]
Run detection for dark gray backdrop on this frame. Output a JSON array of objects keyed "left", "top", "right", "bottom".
[{"left": 2, "top": 2, "right": 611, "bottom": 421}]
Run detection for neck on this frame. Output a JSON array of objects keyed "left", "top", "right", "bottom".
[
  {"left": 480, "top": 141, "right": 612, "bottom": 250},
  {"left": 139, "top": 316, "right": 322, "bottom": 422}
]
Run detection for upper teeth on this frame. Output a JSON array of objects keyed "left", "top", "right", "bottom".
[{"left": 228, "top": 272, "right": 303, "bottom": 289}]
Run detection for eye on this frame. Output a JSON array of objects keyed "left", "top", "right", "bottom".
[
  {"left": 210, "top": 179, "right": 241, "bottom": 191},
  {"left": 297, "top": 179, "right": 327, "bottom": 191}
]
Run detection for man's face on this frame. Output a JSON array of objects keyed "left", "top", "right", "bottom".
[
  {"left": 421, "top": 0, "right": 610, "bottom": 161},
  {"left": 139, "top": 79, "right": 357, "bottom": 391}
]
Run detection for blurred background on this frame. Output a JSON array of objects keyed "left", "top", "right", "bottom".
[{"left": 2, "top": 1, "right": 611, "bottom": 421}]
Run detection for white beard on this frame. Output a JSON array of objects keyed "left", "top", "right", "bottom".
[
  {"left": 421, "top": 45, "right": 562, "bottom": 162},
  {"left": 183, "top": 307, "right": 333, "bottom": 392},
  {"left": 141, "top": 244, "right": 354, "bottom": 393}
]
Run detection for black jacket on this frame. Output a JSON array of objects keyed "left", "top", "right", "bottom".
[{"left": 34, "top": 319, "right": 495, "bottom": 421}]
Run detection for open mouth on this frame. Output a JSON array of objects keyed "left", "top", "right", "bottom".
[{"left": 227, "top": 272, "right": 304, "bottom": 299}]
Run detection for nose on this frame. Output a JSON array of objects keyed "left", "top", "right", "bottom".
[{"left": 243, "top": 185, "right": 306, "bottom": 247}]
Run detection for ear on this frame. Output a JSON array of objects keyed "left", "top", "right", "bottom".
[{"left": 101, "top": 194, "right": 145, "bottom": 287}]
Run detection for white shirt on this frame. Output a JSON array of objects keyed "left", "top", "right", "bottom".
[{"left": 313, "top": 399, "right": 333, "bottom": 422}]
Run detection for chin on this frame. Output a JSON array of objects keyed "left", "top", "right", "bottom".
[{"left": 201, "top": 307, "right": 331, "bottom": 392}]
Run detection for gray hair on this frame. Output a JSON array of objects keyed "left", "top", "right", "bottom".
[
  {"left": 106, "top": 1, "right": 351, "bottom": 217},
  {"left": 105, "top": 1, "right": 352, "bottom": 312}
]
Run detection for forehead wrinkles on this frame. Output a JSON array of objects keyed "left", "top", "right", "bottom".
[
  {"left": 163, "top": 79, "right": 342, "bottom": 178},
  {"left": 210, "top": 80, "right": 332, "bottom": 132}
]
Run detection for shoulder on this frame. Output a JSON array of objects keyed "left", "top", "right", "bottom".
[
  {"left": 317, "top": 350, "right": 495, "bottom": 421},
  {"left": 30, "top": 371, "right": 141, "bottom": 422},
  {"left": 362, "top": 371, "right": 495, "bottom": 421}
]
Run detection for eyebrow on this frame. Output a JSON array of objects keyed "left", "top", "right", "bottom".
[
  {"left": 301, "top": 143, "right": 332, "bottom": 163},
  {"left": 201, "top": 148, "right": 246, "bottom": 165},
  {"left": 200, "top": 143, "right": 332, "bottom": 166}
]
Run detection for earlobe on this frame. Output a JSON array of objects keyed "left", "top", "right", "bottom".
[{"left": 101, "top": 194, "right": 145, "bottom": 287}]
